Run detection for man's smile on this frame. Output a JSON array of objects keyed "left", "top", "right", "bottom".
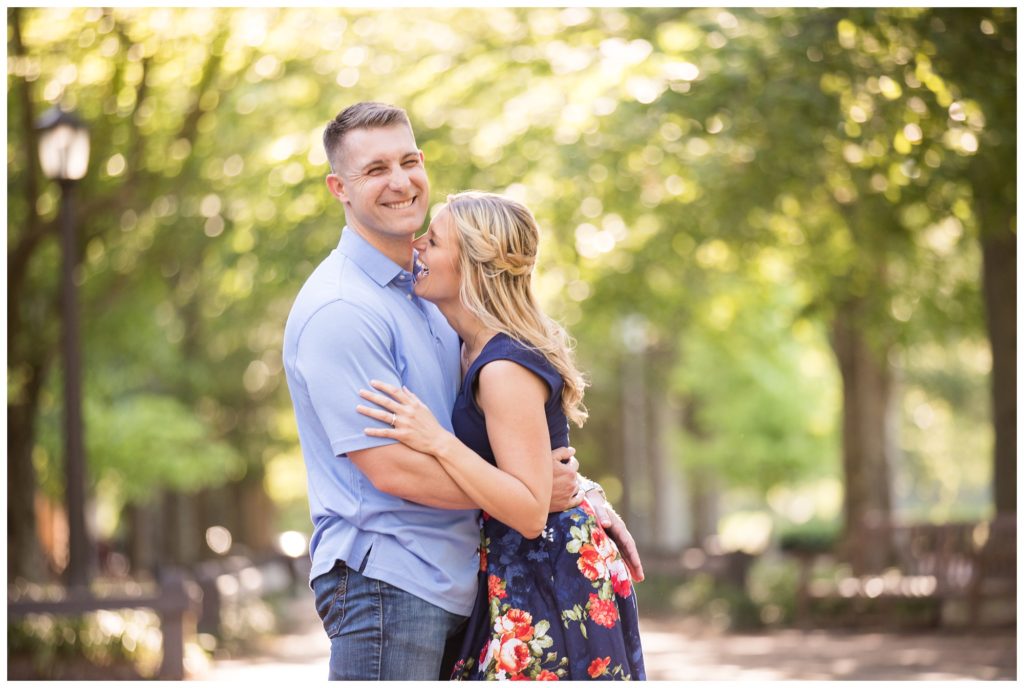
[{"left": 383, "top": 198, "right": 416, "bottom": 210}]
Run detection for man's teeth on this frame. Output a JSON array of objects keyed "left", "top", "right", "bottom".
[{"left": 384, "top": 198, "right": 415, "bottom": 209}]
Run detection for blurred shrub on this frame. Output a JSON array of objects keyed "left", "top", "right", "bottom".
[
  {"left": 637, "top": 553, "right": 810, "bottom": 630},
  {"left": 777, "top": 519, "right": 842, "bottom": 555},
  {"left": 637, "top": 571, "right": 761, "bottom": 631},
  {"left": 7, "top": 609, "right": 162, "bottom": 680},
  {"left": 746, "top": 554, "right": 800, "bottom": 626}
]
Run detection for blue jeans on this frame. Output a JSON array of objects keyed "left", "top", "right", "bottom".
[{"left": 312, "top": 559, "right": 468, "bottom": 680}]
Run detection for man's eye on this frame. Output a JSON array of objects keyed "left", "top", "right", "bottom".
[
  {"left": 403, "top": 159, "right": 419, "bottom": 167},
  {"left": 368, "top": 168, "right": 384, "bottom": 175}
]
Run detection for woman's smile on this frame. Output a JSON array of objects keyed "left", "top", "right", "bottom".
[{"left": 412, "top": 208, "right": 459, "bottom": 302}]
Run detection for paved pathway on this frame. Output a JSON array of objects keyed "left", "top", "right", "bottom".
[
  {"left": 639, "top": 617, "right": 1014, "bottom": 680},
  {"left": 198, "top": 593, "right": 1015, "bottom": 681}
]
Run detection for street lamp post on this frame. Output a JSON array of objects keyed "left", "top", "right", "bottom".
[{"left": 36, "top": 106, "right": 91, "bottom": 592}]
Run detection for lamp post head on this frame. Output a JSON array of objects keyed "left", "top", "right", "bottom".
[{"left": 35, "top": 106, "right": 90, "bottom": 182}]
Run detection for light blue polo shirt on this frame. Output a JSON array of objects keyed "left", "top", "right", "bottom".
[{"left": 282, "top": 227, "right": 480, "bottom": 616}]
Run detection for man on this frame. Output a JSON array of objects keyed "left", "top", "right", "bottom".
[{"left": 282, "top": 102, "right": 642, "bottom": 680}]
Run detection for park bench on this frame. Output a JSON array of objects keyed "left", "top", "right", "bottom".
[{"left": 795, "top": 515, "right": 1016, "bottom": 628}]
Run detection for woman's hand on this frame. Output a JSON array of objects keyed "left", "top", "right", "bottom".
[
  {"left": 357, "top": 380, "right": 451, "bottom": 457},
  {"left": 585, "top": 489, "right": 645, "bottom": 582},
  {"left": 549, "top": 448, "right": 583, "bottom": 512}
]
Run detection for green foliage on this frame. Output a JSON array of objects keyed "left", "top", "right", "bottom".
[
  {"left": 671, "top": 274, "right": 840, "bottom": 492},
  {"left": 7, "top": 7, "right": 1009, "bottom": 544},
  {"left": 35, "top": 393, "right": 245, "bottom": 505}
]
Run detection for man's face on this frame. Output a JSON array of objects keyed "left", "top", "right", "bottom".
[{"left": 326, "top": 124, "right": 429, "bottom": 241}]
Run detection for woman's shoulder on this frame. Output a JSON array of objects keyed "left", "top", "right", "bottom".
[{"left": 478, "top": 333, "right": 562, "bottom": 391}]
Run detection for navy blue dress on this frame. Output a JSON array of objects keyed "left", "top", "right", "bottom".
[{"left": 448, "top": 333, "right": 646, "bottom": 681}]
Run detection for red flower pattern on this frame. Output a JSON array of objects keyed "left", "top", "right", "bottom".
[
  {"left": 588, "top": 656, "right": 611, "bottom": 678},
  {"left": 489, "top": 574, "right": 508, "bottom": 600},
  {"left": 499, "top": 609, "right": 534, "bottom": 642},
  {"left": 496, "top": 637, "right": 532, "bottom": 675},
  {"left": 576, "top": 543, "right": 607, "bottom": 581},
  {"left": 536, "top": 670, "right": 560, "bottom": 680},
  {"left": 588, "top": 594, "right": 619, "bottom": 628},
  {"left": 612, "top": 573, "right": 633, "bottom": 599}
]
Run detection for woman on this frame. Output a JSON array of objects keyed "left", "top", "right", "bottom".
[{"left": 356, "top": 191, "right": 645, "bottom": 681}]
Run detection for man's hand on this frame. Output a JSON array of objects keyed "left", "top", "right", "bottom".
[
  {"left": 586, "top": 489, "right": 645, "bottom": 582},
  {"left": 548, "top": 447, "right": 581, "bottom": 512}
]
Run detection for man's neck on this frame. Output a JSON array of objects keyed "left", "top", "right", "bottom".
[{"left": 347, "top": 224, "right": 415, "bottom": 271}]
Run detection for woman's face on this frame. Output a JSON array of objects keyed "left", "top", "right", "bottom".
[{"left": 412, "top": 207, "right": 461, "bottom": 304}]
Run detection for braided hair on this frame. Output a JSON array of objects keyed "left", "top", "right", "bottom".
[{"left": 445, "top": 191, "right": 588, "bottom": 427}]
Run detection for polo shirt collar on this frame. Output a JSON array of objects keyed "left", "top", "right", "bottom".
[{"left": 338, "top": 226, "right": 410, "bottom": 287}]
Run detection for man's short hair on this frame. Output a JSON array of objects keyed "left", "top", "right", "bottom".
[{"left": 323, "top": 102, "right": 411, "bottom": 172}]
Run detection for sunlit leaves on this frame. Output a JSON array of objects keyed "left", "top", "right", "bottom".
[{"left": 8, "top": 6, "right": 1007, "bottom": 528}]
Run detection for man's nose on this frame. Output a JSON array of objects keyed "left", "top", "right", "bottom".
[{"left": 388, "top": 165, "right": 411, "bottom": 191}]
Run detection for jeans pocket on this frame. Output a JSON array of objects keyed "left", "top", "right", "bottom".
[{"left": 313, "top": 561, "right": 349, "bottom": 639}]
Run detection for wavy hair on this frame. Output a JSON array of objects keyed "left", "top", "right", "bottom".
[{"left": 445, "top": 191, "right": 588, "bottom": 426}]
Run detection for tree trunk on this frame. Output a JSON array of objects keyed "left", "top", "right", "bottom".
[
  {"left": 686, "top": 467, "right": 719, "bottom": 550},
  {"left": 234, "top": 473, "right": 277, "bottom": 554},
  {"left": 651, "top": 390, "right": 688, "bottom": 554},
  {"left": 620, "top": 346, "right": 653, "bottom": 549},
  {"left": 980, "top": 226, "right": 1016, "bottom": 515},
  {"left": 126, "top": 501, "right": 160, "bottom": 577},
  {"left": 6, "top": 6, "right": 51, "bottom": 585},
  {"left": 680, "top": 396, "right": 718, "bottom": 548},
  {"left": 7, "top": 362, "right": 48, "bottom": 582},
  {"left": 830, "top": 297, "right": 894, "bottom": 574},
  {"left": 159, "top": 490, "right": 182, "bottom": 567}
]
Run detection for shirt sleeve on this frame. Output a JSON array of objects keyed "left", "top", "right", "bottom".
[{"left": 295, "top": 299, "right": 402, "bottom": 456}]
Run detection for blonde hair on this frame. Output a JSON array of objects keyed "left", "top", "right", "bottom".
[{"left": 445, "top": 191, "right": 588, "bottom": 427}]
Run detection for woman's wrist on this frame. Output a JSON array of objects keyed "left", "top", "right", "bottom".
[
  {"left": 579, "top": 476, "right": 606, "bottom": 499},
  {"left": 429, "top": 430, "right": 459, "bottom": 461}
]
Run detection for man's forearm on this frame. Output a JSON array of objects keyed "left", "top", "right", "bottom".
[
  {"left": 349, "top": 443, "right": 479, "bottom": 510},
  {"left": 385, "top": 452, "right": 479, "bottom": 509}
]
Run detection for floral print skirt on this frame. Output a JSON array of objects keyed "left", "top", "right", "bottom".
[{"left": 450, "top": 499, "right": 646, "bottom": 681}]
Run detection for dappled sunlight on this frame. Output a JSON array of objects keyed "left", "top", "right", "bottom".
[{"left": 7, "top": 7, "right": 1013, "bottom": 679}]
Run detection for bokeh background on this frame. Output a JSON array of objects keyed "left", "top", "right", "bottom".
[{"left": 7, "top": 6, "right": 1016, "bottom": 680}]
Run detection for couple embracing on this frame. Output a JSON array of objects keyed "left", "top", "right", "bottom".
[{"left": 283, "top": 102, "right": 646, "bottom": 681}]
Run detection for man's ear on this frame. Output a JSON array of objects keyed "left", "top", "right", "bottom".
[{"left": 326, "top": 173, "right": 348, "bottom": 203}]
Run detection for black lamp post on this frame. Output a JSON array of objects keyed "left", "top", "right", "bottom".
[{"left": 35, "top": 106, "right": 91, "bottom": 592}]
